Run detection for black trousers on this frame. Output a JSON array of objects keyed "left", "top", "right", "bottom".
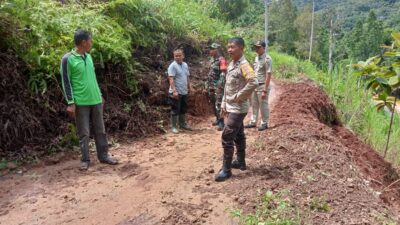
[
  {"left": 221, "top": 113, "right": 247, "bottom": 160},
  {"left": 169, "top": 94, "right": 188, "bottom": 116}
]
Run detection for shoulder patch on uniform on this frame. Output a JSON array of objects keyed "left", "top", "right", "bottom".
[
  {"left": 240, "top": 62, "right": 255, "bottom": 80},
  {"left": 219, "top": 57, "right": 227, "bottom": 71}
]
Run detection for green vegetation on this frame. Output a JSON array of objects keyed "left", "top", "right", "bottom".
[
  {"left": 0, "top": 0, "right": 232, "bottom": 95},
  {"left": 293, "top": 0, "right": 400, "bottom": 30},
  {"left": 230, "top": 191, "right": 302, "bottom": 225},
  {"left": 309, "top": 197, "right": 330, "bottom": 212},
  {"left": 352, "top": 32, "right": 400, "bottom": 157}
]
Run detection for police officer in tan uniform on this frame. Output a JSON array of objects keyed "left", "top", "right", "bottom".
[
  {"left": 215, "top": 37, "right": 258, "bottom": 182},
  {"left": 245, "top": 40, "right": 272, "bottom": 131}
]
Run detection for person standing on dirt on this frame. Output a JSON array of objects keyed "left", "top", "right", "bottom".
[
  {"left": 215, "top": 37, "right": 258, "bottom": 182},
  {"left": 244, "top": 40, "right": 272, "bottom": 131},
  {"left": 60, "top": 29, "right": 118, "bottom": 170},
  {"left": 207, "top": 43, "right": 228, "bottom": 131},
  {"left": 168, "top": 48, "right": 192, "bottom": 134}
]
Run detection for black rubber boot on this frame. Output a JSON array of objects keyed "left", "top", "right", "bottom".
[
  {"left": 179, "top": 114, "right": 193, "bottom": 131},
  {"left": 215, "top": 158, "right": 232, "bottom": 182},
  {"left": 212, "top": 119, "right": 219, "bottom": 126},
  {"left": 217, "top": 118, "right": 224, "bottom": 131},
  {"left": 232, "top": 151, "right": 246, "bottom": 170},
  {"left": 171, "top": 115, "right": 179, "bottom": 134}
]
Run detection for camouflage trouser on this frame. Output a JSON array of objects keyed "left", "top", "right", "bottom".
[
  {"left": 215, "top": 90, "right": 224, "bottom": 117},
  {"left": 208, "top": 81, "right": 224, "bottom": 121}
]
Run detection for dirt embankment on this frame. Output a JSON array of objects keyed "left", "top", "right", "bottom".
[{"left": 0, "top": 44, "right": 211, "bottom": 162}]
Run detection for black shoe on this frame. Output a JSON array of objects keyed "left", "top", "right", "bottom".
[
  {"left": 181, "top": 125, "right": 193, "bottom": 131},
  {"left": 258, "top": 124, "right": 268, "bottom": 131},
  {"left": 231, "top": 159, "right": 247, "bottom": 170},
  {"left": 79, "top": 161, "right": 90, "bottom": 170},
  {"left": 179, "top": 114, "right": 193, "bottom": 131},
  {"left": 214, "top": 169, "right": 232, "bottom": 182},
  {"left": 244, "top": 124, "right": 256, "bottom": 129},
  {"left": 100, "top": 157, "right": 119, "bottom": 165},
  {"left": 212, "top": 120, "right": 219, "bottom": 126}
]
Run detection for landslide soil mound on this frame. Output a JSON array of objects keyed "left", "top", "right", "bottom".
[{"left": 219, "top": 81, "right": 400, "bottom": 224}]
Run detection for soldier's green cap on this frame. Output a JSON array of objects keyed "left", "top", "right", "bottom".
[
  {"left": 253, "top": 40, "right": 266, "bottom": 48},
  {"left": 208, "top": 43, "right": 221, "bottom": 49}
]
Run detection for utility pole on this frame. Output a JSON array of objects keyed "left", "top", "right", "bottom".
[
  {"left": 308, "top": 0, "right": 315, "bottom": 61},
  {"left": 328, "top": 19, "right": 334, "bottom": 74},
  {"left": 265, "top": 0, "right": 269, "bottom": 51}
]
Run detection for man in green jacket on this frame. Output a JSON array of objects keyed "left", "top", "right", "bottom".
[{"left": 60, "top": 29, "right": 118, "bottom": 170}]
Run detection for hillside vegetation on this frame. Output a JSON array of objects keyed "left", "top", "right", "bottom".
[
  {"left": 0, "top": 0, "right": 232, "bottom": 161},
  {"left": 293, "top": 0, "right": 400, "bottom": 30}
]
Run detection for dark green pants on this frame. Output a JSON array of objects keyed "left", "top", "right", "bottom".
[{"left": 75, "top": 104, "right": 109, "bottom": 162}]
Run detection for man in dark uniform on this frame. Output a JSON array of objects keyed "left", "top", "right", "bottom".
[
  {"left": 215, "top": 37, "right": 258, "bottom": 182},
  {"left": 207, "top": 43, "right": 227, "bottom": 131}
]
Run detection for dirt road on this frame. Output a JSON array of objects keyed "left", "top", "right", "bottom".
[
  {"left": 1, "top": 81, "right": 400, "bottom": 224},
  {"left": 0, "top": 84, "right": 278, "bottom": 225}
]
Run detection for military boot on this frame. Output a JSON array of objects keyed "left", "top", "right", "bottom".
[
  {"left": 217, "top": 118, "right": 224, "bottom": 131},
  {"left": 232, "top": 151, "right": 246, "bottom": 170},
  {"left": 212, "top": 119, "right": 219, "bottom": 126},
  {"left": 179, "top": 114, "right": 193, "bottom": 131},
  {"left": 215, "top": 158, "right": 232, "bottom": 182},
  {"left": 171, "top": 115, "right": 179, "bottom": 134}
]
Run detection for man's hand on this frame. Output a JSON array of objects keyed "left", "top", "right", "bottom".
[
  {"left": 67, "top": 104, "right": 76, "bottom": 119},
  {"left": 261, "top": 91, "right": 267, "bottom": 99},
  {"left": 188, "top": 86, "right": 194, "bottom": 96},
  {"left": 220, "top": 107, "right": 227, "bottom": 118},
  {"left": 173, "top": 90, "right": 179, "bottom": 99}
]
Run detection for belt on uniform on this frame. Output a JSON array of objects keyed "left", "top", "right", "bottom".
[{"left": 258, "top": 83, "right": 264, "bottom": 85}]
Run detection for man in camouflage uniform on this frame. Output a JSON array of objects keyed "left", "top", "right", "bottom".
[
  {"left": 245, "top": 40, "right": 272, "bottom": 131},
  {"left": 215, "top": 37, "right": 258, "bottom": 182},
  {"left": 207, "top": 43, "right": 227, "bottom": 131}
]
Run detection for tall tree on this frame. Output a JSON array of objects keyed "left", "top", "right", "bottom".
[
  {"left": 269, "top": 0, "right": 298, "bottom": 54},
  {"left": 363, "top": 11, "right": 384, "bottom": 58},
  {"left": 345, "top": 11, "right": 385, "bottom": 61},
  {"left": 294, "top": 4, "right": 321, "bottom": 61},
  {"left": 214, "top": 0, "right": 250, "bottom": 21},
  {"left": 346, "top": 21, "right": 365, "bottom": 60}
]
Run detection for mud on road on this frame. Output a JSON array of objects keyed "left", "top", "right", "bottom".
[{"left": 1, "top": 80, "right": 400, "bottom": 224}]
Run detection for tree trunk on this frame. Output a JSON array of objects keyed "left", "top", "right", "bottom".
[
  {"left": 308, "top": 0, "right": 315, "bottom": 61},
  {"left": 384, "top": 97, "right": 397, "bottom": 158},
  {"left": 264, "top": 0, "right": 269, "bottom": 51}
]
